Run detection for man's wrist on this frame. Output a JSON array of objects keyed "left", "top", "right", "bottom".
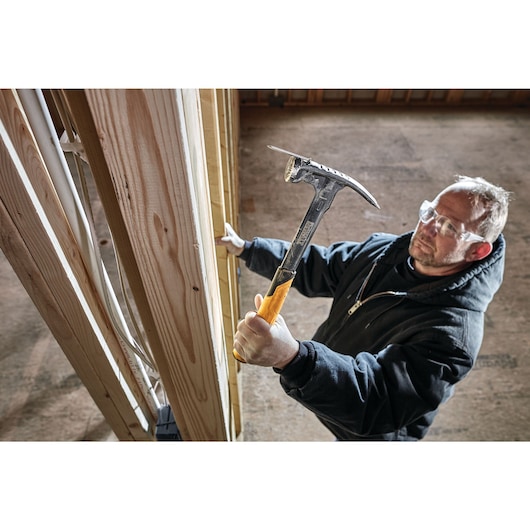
[
  {"left": 272, "top": 341, "right": 300, "bottom": 371},
  {"left": 237, "top": 240, "right": 252, "bottom": 260}
]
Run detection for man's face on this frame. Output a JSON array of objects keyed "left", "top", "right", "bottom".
[{"left": 409, "top": 188, "right": 490, "bottom": 276}]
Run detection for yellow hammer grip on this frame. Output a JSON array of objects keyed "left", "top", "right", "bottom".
[
  {"left": 233, "top": 350, "right": 246, "bottom": 363},
  {"left": 257, "top": 277, "right": 294, "bottom": 325},
  {"left": 232, "top": 277, "right": 294, "bottom": 363}
]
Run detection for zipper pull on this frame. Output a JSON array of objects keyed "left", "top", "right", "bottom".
[{"left": 348, "top": 300, "right": 363, "bottom": 316}]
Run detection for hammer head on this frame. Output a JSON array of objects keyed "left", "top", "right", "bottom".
[{"left": 283, "top": 154, "right": 380, "bottom": 210}]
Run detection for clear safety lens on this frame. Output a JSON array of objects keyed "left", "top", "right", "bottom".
[{"left": 418, "top": 200, "right": 485, "bottom": 242}]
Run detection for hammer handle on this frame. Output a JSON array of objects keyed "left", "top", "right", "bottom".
[
  {"left": 233, "top": 268, "right": 295, "bottom": 362},
  {"left": 258, "top": 269, "right": 295, "bottom": 325}
]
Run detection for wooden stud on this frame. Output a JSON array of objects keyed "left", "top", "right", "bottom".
[
  {"left": 0, "top": 89, "right": 155, "bottom": 440},
  {"left": 199, "top": 89, "right": 241, "bottom": 438},
  {"left": 445, "top": 89, "right": 464, "bottom": 103},
  {"left": 64, "top": 89, "right": 233, "bottom": 440},
  {"left": 376, "top": 90, "right": 393, "bottom": 104},
  {"left": 216, "top": 89, "right": 243, "bottom": 437}
]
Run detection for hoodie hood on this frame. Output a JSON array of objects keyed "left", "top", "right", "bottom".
[{"left": 376, "top": 231, "right": 506, "bottom": 312}]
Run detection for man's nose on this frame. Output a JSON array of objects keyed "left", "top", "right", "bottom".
[{"left": 421, "top": 218, "right": 440, "bottom": 237}]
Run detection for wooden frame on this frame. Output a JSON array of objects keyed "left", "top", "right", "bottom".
[
  {"left": 62, "top": 89, "right": 238, "bottom": 440},
  {"left": 0, "top": 89, "right": 155, "bottom": 440},
  {"left": 239, "top": 89, "right": 530, "bottom": 108},
  {"left": 200, "top": 89, "right": 242, "bottom": 437},
  {"left": 1, "top": 89, "right": 241, "bottom": 441}
]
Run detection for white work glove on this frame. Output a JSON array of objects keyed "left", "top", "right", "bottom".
[
  {"left": 215, "top": 222, "right": 245, "bottom": 256},
  {"left": 234, "top": 294, "right": 299, "bottom": 370}
]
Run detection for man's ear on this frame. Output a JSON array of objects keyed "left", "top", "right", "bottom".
[{"left": 467, "top": 241, "right": 493, "bottom": 262}]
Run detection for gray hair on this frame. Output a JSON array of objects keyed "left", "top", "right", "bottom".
[{"left": 453, "top": 175, "right": 512, "bottom": 242}]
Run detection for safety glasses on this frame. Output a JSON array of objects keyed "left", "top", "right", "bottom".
[{"left": 419, "top": 200, "right": 486, "bottom": 243}]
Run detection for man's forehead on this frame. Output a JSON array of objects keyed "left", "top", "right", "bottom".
[
  {"left": 443, "top": 181, "right": 477, "bottom": 193},
  {"left": 435, "top": 188, "right": 486, "bottom": 225},
  {"left": 436, "top": 181, "right": 480, "bottom": 203}
]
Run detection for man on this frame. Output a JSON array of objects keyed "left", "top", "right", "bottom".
[{"left": 217, "top": 176, "right": 511, "bottom": 440}]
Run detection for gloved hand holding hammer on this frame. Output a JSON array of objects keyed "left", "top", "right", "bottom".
[{"left": 216, "top": 224, "right": 300, "bottom": 370}]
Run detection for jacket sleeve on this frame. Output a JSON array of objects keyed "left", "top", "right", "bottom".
[
  {"left": 275, "top": 330, "right": 474, "bottom": 437},
  {"left": 243, "top": 237, "right": 365, "bottom": 298}
]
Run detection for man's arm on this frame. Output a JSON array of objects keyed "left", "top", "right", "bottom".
[{"left": 277, "top": 334, "right": 473, "bottom": 436}]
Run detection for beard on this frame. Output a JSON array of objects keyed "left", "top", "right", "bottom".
[
  {"left": 408, "top": 230, "right": 468, "bottom": 275},
  {"left": 409, "top": 232, "right": 436, "bottom": 265}
]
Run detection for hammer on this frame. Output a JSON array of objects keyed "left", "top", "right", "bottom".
[{"left": 233, "top": 145, "right": 380, "bottom": 362}]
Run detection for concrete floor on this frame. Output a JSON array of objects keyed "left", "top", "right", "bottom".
[
  {"left": 1, "top": 106, "right": 529, "bottom": 441},
  {"left": 237, "top": 106, "right": 530, "bottom": 442}
]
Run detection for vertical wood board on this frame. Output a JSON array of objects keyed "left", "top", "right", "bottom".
[
  {"left": 200, "top": 89, "right": 242, "bottom": 437},
  {"left": 0, "top": 89, "right": 154, "bottom": 440},
  {"left": 81, "top": 89, "right": 231, "bottom": 440}
]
